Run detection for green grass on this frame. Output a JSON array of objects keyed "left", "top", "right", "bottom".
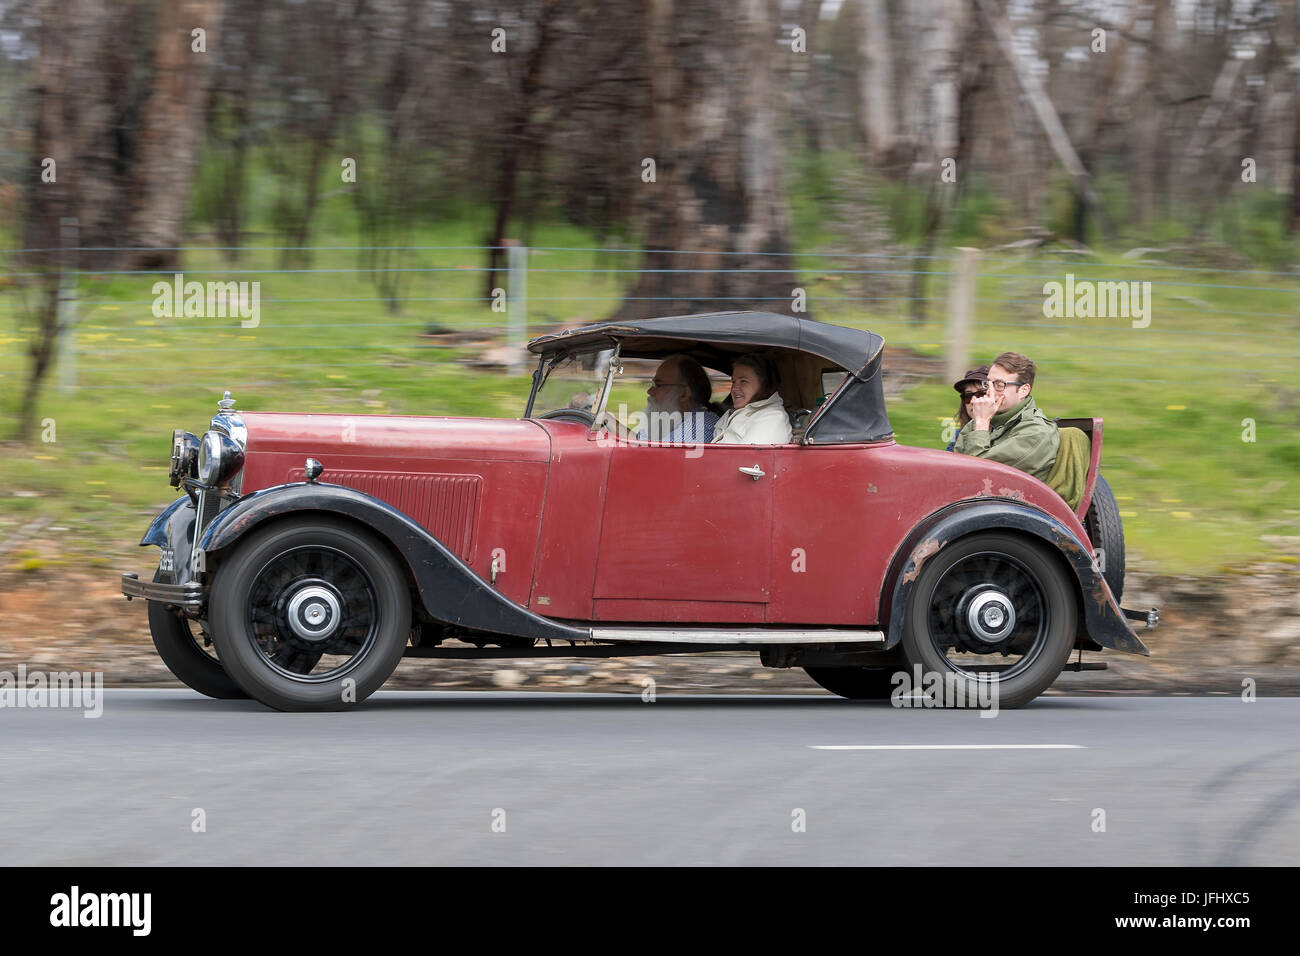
[{"left": 2, "top": 208, "right": 1298, "bottom": 576}]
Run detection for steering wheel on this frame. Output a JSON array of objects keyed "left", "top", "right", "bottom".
[{"left": 535, "top": 408, "right": 596, "bottom": 427}]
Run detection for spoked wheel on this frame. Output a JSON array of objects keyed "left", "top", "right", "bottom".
[
  {"left": 147, "top": 569, "right": 248, "bottom": 700},
  {"left": 209, "top": 518, "right": 411, "bottom": 711},
  {"left": 901, "top": 533, "right": 1076, "bottom": 709},
  {"left": 803, "top": 666, "right": 898, "bottom": 700}
]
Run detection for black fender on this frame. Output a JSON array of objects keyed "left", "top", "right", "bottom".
[
  {"left": 880, "top": 498, "right": 1149, "bottom": 656},
  {"left": 196, "top": 481, "right": 588, "bottom": 643},
  {"left": 140, "top": 496, "right": 198, "bottom": 584}
]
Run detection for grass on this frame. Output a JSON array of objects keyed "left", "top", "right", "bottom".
[{"left": 1, "top": 204, "right": 1298, "bottom": 576}]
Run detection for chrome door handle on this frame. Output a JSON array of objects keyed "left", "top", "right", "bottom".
[{"left": 738, "top": 464, "right": 765, "bottom": 480}]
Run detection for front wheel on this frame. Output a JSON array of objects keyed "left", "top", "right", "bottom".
[
  {"left": 901, "top": 533, "right": 1077, "bottom": 709},
  {"left": 208, "top": 518, "right": 412, "bottom": 712},
  {"left": 147, "top": 570, "right": 248, "bottom": 700}
]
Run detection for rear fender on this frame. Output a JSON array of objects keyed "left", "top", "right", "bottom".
[
  {"left": 197, "top": 481, "right": 587, "bottom": 643},
  {"left": 880, "top": 499, "right": 1149, "bottom": 656}
]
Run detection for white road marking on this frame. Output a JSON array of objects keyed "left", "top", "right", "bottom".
[{"left": 811, "top": 744, "right": 1086, "bottom": 750}]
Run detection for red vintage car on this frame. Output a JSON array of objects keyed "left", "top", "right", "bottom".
[{"left": 121, "top": 311, "right": 1155, "bottom": 711}]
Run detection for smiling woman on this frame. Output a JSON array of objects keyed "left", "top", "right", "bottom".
[{"left": 712, "top": 353, "right": 792, "bottom": 445}]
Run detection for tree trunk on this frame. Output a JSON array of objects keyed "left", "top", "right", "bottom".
[
  {"left": 799, "top": 0, "right": 824, "bottom": 153},
  {"left": 857, "top": 0, "right": 896, "bottom": 166},
  {"left": 18, "top": 0, "right": 133, "bottom": 439},
  {"left": 483, "top": 0, "right": 560, "bottom": 299},
  {"left": 125, "top": 0, "right": 225, "bottom": 270},
  {"left": 611, "top": 0, "right": 799, "bottom": 322}
]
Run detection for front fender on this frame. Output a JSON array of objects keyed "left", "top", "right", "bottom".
[
  {"left": 881, "top": 498, "right": 1149, "bottom": 656},
  {"left": 140, "top": 495, "right": 198, "bottom": 584},
  {"left": 197, "top": 481, "right": 587, "bottom": 643}
]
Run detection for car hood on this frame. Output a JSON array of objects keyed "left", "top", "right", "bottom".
[{"left": 238, "top": 412, "right": 552, "bottom": 471}]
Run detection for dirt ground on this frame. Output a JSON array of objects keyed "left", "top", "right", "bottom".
[{"left": 2, "top": 555, "right": 1298, "bottom": 697}]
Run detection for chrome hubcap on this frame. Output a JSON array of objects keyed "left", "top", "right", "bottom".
[
  {"left": 286, "top": 584, "right": 342, "bottom": 642},
  {"left": 965, "top": 589, "right": 1016, "bottom": 644}
]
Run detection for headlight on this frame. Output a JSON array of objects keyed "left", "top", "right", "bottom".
[
  {"left": 198, "top": 430, "right": 245, "bottom": 488},
  {"left": 169, "top": 430, "right": 199, "bottom": 488}
]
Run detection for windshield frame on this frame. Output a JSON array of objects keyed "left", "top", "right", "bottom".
[{"left": 524, "top": 343, "right": 622, "bottom": 436}]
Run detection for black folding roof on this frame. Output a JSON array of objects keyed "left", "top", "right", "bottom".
[{"left": 527, "top": 310, "right": 885, "bottom": 381}]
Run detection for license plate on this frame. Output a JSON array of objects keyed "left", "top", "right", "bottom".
[{"left": 159, "top": 548, "right": 175, "bottom": 574}]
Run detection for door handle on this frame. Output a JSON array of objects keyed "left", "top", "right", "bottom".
[{"left": 738, "top": 464, "right": 765, "bottom": 480}]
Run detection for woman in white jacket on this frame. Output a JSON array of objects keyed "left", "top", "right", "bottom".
[{"left": 712, "top": 353, "right": 793, "bottom": 444}]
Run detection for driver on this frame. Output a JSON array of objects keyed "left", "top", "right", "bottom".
[{"left": 634, "top": 355, "right": 719, "bottom": 443}]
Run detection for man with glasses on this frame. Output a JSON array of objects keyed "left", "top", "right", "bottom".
[
  {"left": 952, "top": 351, "right": 1060, "bottom": 482},
  {"left": 634, "top": 354, "right": 719, "bottom": 444}
]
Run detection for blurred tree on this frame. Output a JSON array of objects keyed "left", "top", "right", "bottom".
[
  {"left": 202, "top": 0, "right": 266, "bottom": 259},
  {"left": 483, "top": 0, "right": 561, "bottom": 298},
  {"left": 610, "top": 0, "right": 801, "bottom": 321},
  {"left": 125, "top": 0, "right": 226, "bottom": 270},
  {"left": 16, "top": 0, "right": 148, "bottom": 440}
]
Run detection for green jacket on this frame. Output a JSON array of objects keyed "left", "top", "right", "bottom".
[{"left": 953, "top": 393, "right": 1060, "bottom": 482}]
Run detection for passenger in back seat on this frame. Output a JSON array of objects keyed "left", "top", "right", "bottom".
[{"left": 953, "top": 351, "right": 1059, "bottom": 481}]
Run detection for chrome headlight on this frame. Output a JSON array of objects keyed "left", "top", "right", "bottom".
[
  {"left": 169, "top": 430, "right": 200, "bottom": 488},
  {"left": 198, "top": 430, "right": 245, "bottom": 488}
]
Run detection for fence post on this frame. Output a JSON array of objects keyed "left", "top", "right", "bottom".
[
  {"left": 57, "top": 217, "right": 79, "bottom": 394},
  {"left": 505, "top": 240, "right": 527, "bottom": 374},
  {"left": 946, "top": 246, "right": 980, "bottom": 385}
]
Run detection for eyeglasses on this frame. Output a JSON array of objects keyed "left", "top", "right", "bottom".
[
  {"left": 649, "top": 380, "right": 686, "bottom": 390},
  {"left": 981, "top": 379, "right": 1024, "bottom": 392}
]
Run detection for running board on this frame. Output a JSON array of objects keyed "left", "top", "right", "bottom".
[{"left": 588, "top": 627, "right": 886, "bottom": 645}]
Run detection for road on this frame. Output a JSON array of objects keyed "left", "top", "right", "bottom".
[{"left": 1, "top": 690, "right": 1295, "bottom": 865}]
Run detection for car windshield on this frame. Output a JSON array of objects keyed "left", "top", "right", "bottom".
[{"left": 529, "top": 351, "right": 610, "bottom": 418}]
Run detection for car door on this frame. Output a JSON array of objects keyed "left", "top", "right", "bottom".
[
  {"left": 766, "top": 442, "right": 893, "bottom": 626},
  {"left": 593, "top": 441, "right": 774, "bottom": 622}
]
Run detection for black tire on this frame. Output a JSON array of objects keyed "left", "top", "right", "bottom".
[
  {"left": 901, "top": 533, "right": 1077, "bottom": 709},
  {"left": 147, "top": 569, "right": 249, "bottom": 700},
  {"left": 1083, "top": 473, "right": 1125, "bottom": 602},
  {"left": 208, "top": 518, "right": 411, "bottom": 712},
  {"left": 803, "top": 666, "right": 898, "bottom": 700}
]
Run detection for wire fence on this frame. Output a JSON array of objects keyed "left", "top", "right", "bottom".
[{"left": 1, "top": 243, "right": 1298, "bottom": 393}]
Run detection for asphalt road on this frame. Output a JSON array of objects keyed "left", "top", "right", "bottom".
[{"left": 1, "top": 690, "right": 1295, "bottom": 866}]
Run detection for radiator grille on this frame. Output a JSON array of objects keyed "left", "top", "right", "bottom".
[{"left": 288, "top": 470, "right": 482, "bottom": 560}]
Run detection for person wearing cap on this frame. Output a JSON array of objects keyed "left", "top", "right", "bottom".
[
  {"left": 946, "top": 364, "right": 989, "bottom": 452},
  {"left": 951, "top": 351, "right": 1059, "bottom": 482}
]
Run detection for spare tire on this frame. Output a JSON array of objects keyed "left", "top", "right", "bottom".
[{"left": 1083, "top": 473, "right": 1125, "bottom": 602}]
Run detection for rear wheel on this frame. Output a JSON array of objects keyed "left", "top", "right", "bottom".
[
  {"left": 900, "top": 533, "right": 1076, "bottom": 709},
  {"left": 803, "top": 666, "right": 897, "bottom": 700},
  {"left": 1083, "top": 473, "right": 1125, "bottom": 602},
  {"left": 147, "top": 569, "right": 248, "bottom": 700},
  {"left": 208, "top": 518, "right": 411, "bottom": 712}
]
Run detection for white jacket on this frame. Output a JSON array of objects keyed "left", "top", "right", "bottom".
[{"left": 711, "top": 391, "right": 793, "bottom": 444}]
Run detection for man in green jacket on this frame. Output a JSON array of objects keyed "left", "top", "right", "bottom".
[{"left": 953, "top": 351, "right": 1059, "bottom": 482}]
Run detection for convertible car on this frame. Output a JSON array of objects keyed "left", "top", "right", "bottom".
[{"left": 121, "top": 311, "right": 1155, "bottom": 711}]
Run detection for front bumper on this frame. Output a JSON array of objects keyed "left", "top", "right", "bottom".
[{"left": 121, "top": 572, "right": 205, "bottom": 614}]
